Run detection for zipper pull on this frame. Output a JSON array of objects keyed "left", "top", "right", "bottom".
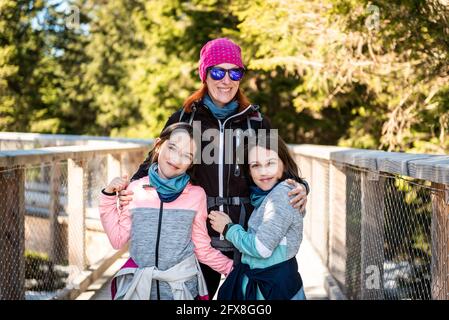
[
  {"left": 234, "top": 164, "right": 240, "bottom": 176},
  {"left": 234, "top": 130, "right": 241, "bottom": 176}
]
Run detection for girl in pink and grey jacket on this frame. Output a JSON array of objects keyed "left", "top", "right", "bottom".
[{"left": 99, "top": 123, "right": 233, "bottom": 300}]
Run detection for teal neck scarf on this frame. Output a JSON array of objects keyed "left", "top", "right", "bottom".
[
  {"left": 203, "top": 93, "right": 239, "bottom": 120},
  {"left": 249, "top": 182, "right": 281, "bottom": 208},
  {"left": 148, "top": 163, "right": 190, "bottom": 202}
]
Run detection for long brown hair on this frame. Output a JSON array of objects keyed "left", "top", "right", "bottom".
[
  {"left": 243, "top": 134, "right": 303, "bottom": 185},
  {"left": 182, "top": 83, "right": 251, "bottom": 113},
  {"left": 131, "top": 122, "right": 198, "bottom": 183}
]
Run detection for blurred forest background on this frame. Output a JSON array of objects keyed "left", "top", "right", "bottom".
[{"left": 1, "top": 0, "right": 448, "bottom": 153}]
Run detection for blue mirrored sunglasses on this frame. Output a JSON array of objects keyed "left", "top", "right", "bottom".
[{"left": 207, "top": 66, "right": 245, "bottom": 81}]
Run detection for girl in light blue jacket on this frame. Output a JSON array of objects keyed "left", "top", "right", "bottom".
[{"left": 209, "top": 135, "right": 306, "bottom": 300}]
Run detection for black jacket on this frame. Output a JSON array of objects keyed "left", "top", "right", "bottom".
[{"left": 132, "top": 100, "right": 309, "bottom": 253}]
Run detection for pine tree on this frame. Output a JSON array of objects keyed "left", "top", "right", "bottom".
[{"left": 0, "top": 0, "right": 46, "bottom": 131}]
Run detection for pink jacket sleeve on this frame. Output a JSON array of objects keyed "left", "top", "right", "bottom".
[
  {"left": 99, "top": 192, "right": 131, "bottom": 250},
  {"left": 192, "top": 190, "right": 233, "bottom": 276}
]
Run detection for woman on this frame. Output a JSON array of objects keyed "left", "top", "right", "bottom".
[{"left": 118, "top": 37, "right": 310, "bottom": 298}]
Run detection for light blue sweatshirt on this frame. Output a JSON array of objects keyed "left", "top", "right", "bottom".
[{"left": 225, "top": 181, "right": 305, "bottom": 299}]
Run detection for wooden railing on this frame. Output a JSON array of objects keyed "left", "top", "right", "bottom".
[
  {"left": 1, "top": 133, "right": 448, "bottom": 300},
  {"left": 290, "top": 145, "right": 449, "bottom": 300},
  {"left": 0, "top": 134, "right": 152, "bottom": 300}
]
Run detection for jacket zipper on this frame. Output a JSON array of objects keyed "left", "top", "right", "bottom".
[
  {"left": 216, "top": 105, "right": 255, "bottom": 240},
  {"left": 155, "top": 200, "right": 164, "bottom": 299}
]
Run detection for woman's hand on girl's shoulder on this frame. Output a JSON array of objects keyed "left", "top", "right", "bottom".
[
  {"left": 118, "top": 188, "right": 134, "bottom": 210},
  {"left": 285, "top": 179, "right": 307, "bottom": 214}
]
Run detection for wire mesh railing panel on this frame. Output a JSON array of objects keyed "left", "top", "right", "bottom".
[
  {"left": 382, "top": 176, "right": 432, "bottom": 300},
  {"left": 343, "top": 166, "right": 362, "bottom": 299},
  {"left": 0, "top": 156, "right": 128, "bottom": 300},
  {"left": 25, "top": 163, "right": 71, "bottom": 300},
  {"left": 0, "top": 164, "right": 70, "bottom": 300},
  {"left": 0, "top": 138, "right": 149, "bottom": 300},
  {"left": 0, "top": 167, "right": 26, "bottom": 300},
  {"left": 341, "top": 163, "right": 443, "bottom": 300}
]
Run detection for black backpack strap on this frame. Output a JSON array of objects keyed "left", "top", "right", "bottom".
[
  {"left": 246, "top": 105, "right": 263, "bottom": 132},
  {"left": 178, "top": 103, "right": 198, "bottom": 125},
  {"left": 178, "top": 108, "right": 186, "bottom": 122},
  {"left": 206, "top": 196, "right": 250, "bottom": 209}
]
